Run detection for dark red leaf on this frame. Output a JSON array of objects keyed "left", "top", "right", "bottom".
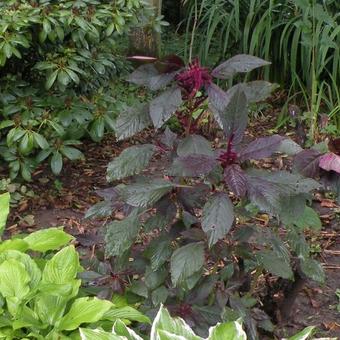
[
  {"left": 293, "top": 149, "right": 322, "bottom": 177},
  {"left": 238, "top": 135, "right": 284, "bottom": 161},
  {"left": 224, "top": 164, "right": 248, "bottom": 197}
]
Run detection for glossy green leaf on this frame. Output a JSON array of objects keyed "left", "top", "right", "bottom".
[{"left": 0, "top": 192, "right": 10, "bottom": 237}]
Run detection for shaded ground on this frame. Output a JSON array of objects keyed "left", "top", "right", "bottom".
[{"left": 5, "top": 108, "right": 340, "bottom": 338}]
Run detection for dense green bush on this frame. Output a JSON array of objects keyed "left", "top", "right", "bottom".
[{"left": 0, "top": 0, "right": 149, "bottom": 180}]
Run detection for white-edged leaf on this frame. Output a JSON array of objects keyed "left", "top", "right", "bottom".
[{"left": 207, "top": 320, "right": 246, "bottom": 340}]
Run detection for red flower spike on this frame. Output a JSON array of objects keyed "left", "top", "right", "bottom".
[
  {"left": 176, "top": 58, "right": 212, "bottom": 98},
  {"left": 217, "top": 134, "right": 238, "bottom": 168}
]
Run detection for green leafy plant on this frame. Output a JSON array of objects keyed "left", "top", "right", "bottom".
[
  {"left": 87, "top": 54, "right": 325, "bottom": 338},
  {"left": 0, "top": 0, "right": 151, "bottom": 180},
  {"left": 0, "top": 193, "right": 150, "bottom": 339}
]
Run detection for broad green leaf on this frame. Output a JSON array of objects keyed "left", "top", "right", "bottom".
[
  {"left": 0, "top": 239, "right": 29, "bottom": 252},
  {"left": 0, "top": 250, "right": 41, "bottom": 289},
  {"left": 300, "top": 258, "right": 325, "bottom": 283},
  {"left": 257, "top": 250, "right": 293, "bottom": 279},
  {"left": 294, "top": 206, "right": 322, "bottom": 231},
  {"left": 150, "top": 305, "right": 202, "bottom": 340},
  {"left": 105, "top": 210, "right": 140, "bottom": 257},
  {"left": 80, "top": 328, "right": 121, "bottom": 340},
  {"left": 46, "top": 70, "right": 59, "bottom": 90},
  {"left": 33, "top": 132, "right": 49, "bottom": 150},
  {"left": 150, "top": 87, "right": 183, "bottom": 128},
  {"left": 42, "top": 245, "right": 79, "bottom": 284},
  {"left": 103, "top": 306, "right": 150, "bottom": 324},
  {"left": 58, "top": 297, "right": 112, "bottom": 330},
  {"left": 106, "top": 144, "right": 156, "bottom": 182},
  {"left": 170, "top": 242, "right": 205, "bottom": 287},
  {"left": 60, "top": 146, "right": 84, "bottom": 161},
  {"left": 0, "top": 192, "right": 10, "bottom": 237},
  {"left": 207, "top": 320, "right": 247, "bottom": 340},
  {"left": 114, "top": 103, "right": 152, "bottom": 140},
  {"left": 0, "top": 259, "right": 30, "bottom": 300},
  {"left": 121, "top": 179, "right": 174, "bottom": 207},
  {"left": 286, "top": 326, "right": 315, "bottom": 340},
  {"left": 24, "top": 227, "right": 74, "bottom": 252},
  {"left": 51, "top": 152, "right": 63, "bottom": 175},
  {"left": 177, "top": 135, "right": 213, "bottom": 156},
  {"left": 113, "top": 319, "right": 143, "bottom": 339},
  {"left": 202, "top": 193, "right": 234, "bottom": 247},
  {"left": 151, "top": 286, "right": 169, "bottom": 306}
]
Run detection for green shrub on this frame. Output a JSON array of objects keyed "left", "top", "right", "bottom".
[{"left": 0, "top": 0, "right": 148, "bottom": 180}]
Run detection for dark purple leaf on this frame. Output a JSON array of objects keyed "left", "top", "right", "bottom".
[
  {"left": 293, "top": 149, "right": 322, "bottom": 177},
  {"left": 160, "top": 127, "right": 177, "bottom": 149},
  {"left": 212, "top": 54, "right": 271, "bottom": 79},
  {"left": 202, "top": 192, "right": 234, "bottom": 246},
  {"left": 155, "top": 54, "right": 185, "bottom": 73},
  {"left": 149, "top": 86, "right": 183, "bottom": 128},
  {"left": 126, "top": 64, "right": 177, "bottom": 91},
  {"left": 169, "top": 154, "right": 218, "bottom": 177},
  {"left": 216, "top": 88, "right": 248, "bottom": 144},
  {"left": 207, "top": 83, "right": 231, "bottom": 113},
  {"left": 319, "top": 152, "right": 340, "bottom": 173},
  {"left": 238, "top": 135, "right": 284, "bottom": 161},
  {"left": 224, "top": 164, "right": 247, "bottom": 197},
  {"left": 178, "top": 184, "right": 210, "bottom": 211},
  {"left": 226, "top": 81, "right": 278, "bottom": 103},
  {"left": 177, "top": 134, "right": 213, "bottom": 156}
]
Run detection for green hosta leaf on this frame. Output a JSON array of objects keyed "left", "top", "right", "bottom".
[
  {"left": 294, "top": 207, "right": 322, "bottom": 231},
  {"left": 24, "top": 227, "right": 74, "bottom": 252},
  {"left": 58, "top": 297, "right": 112, "bottom": 331},
  {"left": 42, "top": 245, "right": 79, "bottom": 284},
  {"left": 170, "top": 242, "right": 205, "bottom": 287},
  {"left": 79, "top": 328, "right": 121, "bottom": 340},
  {"left": 202, "top": 193, "right": 234, "bottom": 247},
  {"left": 114, "top": 103, "right": 152, "bottom": 140},
  {"left": 0, "top": 259, "right": 30, "bottom": 300},
  {"left": 0, "top": 239, "right": 29, "bottom": 252},
  {"left": 121, "top": 179, "right": 174, "bottom": 207},
  {"left": 300, "top": 258, "right": 325, "bottom": 283},
  {"left": 257, "top": 250, "right": 293, "bottom": 279},
  {"left": 150, "top": 87, "right": 183, "bottom": 128},
  {"left": 0, "top": 250, "right": 41, "bottom": 289},
  {"left": 150, "top": 305, "right": 202, "bottom": 340},
  {"left": 177, "top": 135, "right": 213, "bottom": 156},
  {"left": 0, "top": 192, "right": 10, "bottom": 237},
  {"left": 113, "top": 319, "right": 143, "bottom": 339},
  {"left": 103, "top": 306, "right": 150, "bottom": 324},
  {"left": 208, "top": 320, "right": 246, "bottom": 340},
  {"left": 105, "top": 210, "right": 141, "bottom": 257},
  {"left": 107, "top": 144, "right": 156, "bottom": 182},
  {"left": 286, "top": 326, "right": 315, "bottom": 340}
]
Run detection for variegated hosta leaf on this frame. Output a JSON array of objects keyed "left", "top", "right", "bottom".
[
  {"left": 202, "top": 193, "right": 234, "bottom": 247},
  {"left": 149, "top": 86, "right": 183, "bottom": 128},
  {"left": 238, "top": 135, "right": 284, "bottom": 162},
  {"left": 169, "top": 154, "right": 218, "bottom": 177},
  {"left": 126, "top": 64, "right": 177, "bottom": 91},
  {"left": 293, "top": 149, "right": 322, "bottom": 177},
  {"left": 106, "top": 144, "right": 156, "bottom": 182},
  {"left": 211, "top": 54, "right": 271, "bottom": 79},
  {"left": 120, "top": 179, "right": 174, "bottom": 207},
  {"left": 223, "top": 164, "right": 247, "bottom": 197},
  {"left": 114, "top": 103, "right": 152, "bottom": 140}
]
